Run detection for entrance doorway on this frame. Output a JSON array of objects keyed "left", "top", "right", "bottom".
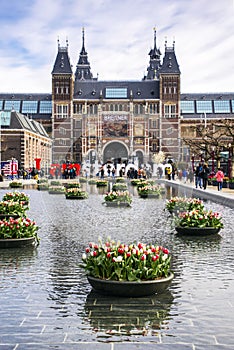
[{"left": 103, "top": 142, "right": 128, "bottom": 163}]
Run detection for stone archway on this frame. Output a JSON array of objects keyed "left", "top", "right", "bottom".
[
  {"left": 103, "top": 142, "right": 128, "bottom": 163},
  {"left": 136, "top": 150, "right": 144, "bottom": 167}
]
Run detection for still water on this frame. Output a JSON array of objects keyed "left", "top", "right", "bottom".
[{"left": 0, "top": 182, "right": 233, "bottom": 348}]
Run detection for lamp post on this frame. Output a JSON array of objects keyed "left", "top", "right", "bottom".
[
  {"left": 212, "top": 147, "right": 215, "bottom": 174},
  {"left": 191, "top": 154, "right": 195, "bottom": 172},
  {"left": 200, "top": 151, "right": 203, "bottom": 163},
  {"left": 228, "top": 143, "right": 232, "bottom": 179},
  {"left": 11, "top": 157, "right": 14, "bottom": 180}
]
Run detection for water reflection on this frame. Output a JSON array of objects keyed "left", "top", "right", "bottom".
[
  {"left": 84, "top": 289, "right": 174, "bottom": 336},
  {"left": 0, "top": 247, "right": 38, "bottom": 273}
]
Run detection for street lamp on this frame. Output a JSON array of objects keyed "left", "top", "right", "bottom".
[
  {"left": 212, "top": 147, "right": 215, "bottom": 174},
  {"left": 11, "top": 157, "right": 14, "bottom": 180},
  {"left": 191, "top": 154, "right": 195, "bottom": 172},
  {"left": 228, "top": 143, "right": 232, "bottom": 179},
  {"left": 200, "top": 151, "right": 203, "bottom": 163}
]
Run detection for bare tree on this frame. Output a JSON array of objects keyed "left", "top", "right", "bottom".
[{"left": 182, "top": 120, "right": 234, "bottom": 163}]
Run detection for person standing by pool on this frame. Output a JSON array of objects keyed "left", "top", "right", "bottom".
[
  {"left": 214, "top": 168, "right": 224, "bottom": 191},
  {"left": 201, "top": 163, "right": 210, "bottom": 190},
  {"left": 194, "top": 163, "right": 203, "bottom": 188}
]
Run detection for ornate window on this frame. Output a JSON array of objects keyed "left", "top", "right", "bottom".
[
  {"left": 56, "top": 105, "right": 68, "bottom": 119},
  {"left": 164, "top": 104, "right": 176, "bottom": 118}
]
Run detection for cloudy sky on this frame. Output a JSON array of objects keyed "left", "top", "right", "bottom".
[{"left": 0, "top": 0, "right": 233, "bottom": 94}]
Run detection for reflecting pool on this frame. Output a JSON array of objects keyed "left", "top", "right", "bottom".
[{"left": 0, "top": 182, "right": 233, "bottom": 348}]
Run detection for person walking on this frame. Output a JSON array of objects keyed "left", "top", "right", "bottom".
[
  {"left": 201, "top": 163, "right": 210, "bottom": 190},
  {"left": 182, "top": 168, "right": 188, "bottom": 183},
  {"left": 194, "top": 163, "right": 203, "bottom": 189},
  {"left": 214, "top": 168, "right": 224, "bottom": 191}
]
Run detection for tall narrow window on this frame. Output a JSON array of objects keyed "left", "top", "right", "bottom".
[
  {"left": 56, "top": 105, "right": 68, "bottom": 119},
  {"left": 164, "top": 104, "right": 176, "bottom": 118}
]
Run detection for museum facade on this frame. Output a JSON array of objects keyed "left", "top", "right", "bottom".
[{"left": 0, "top": 29, "right": 234, "bottom": 169}]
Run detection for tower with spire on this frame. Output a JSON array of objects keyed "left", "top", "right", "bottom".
[
  {"left": 51, "top": 39, "right": 74, "bottom": 163},
  {"left": 75, "top": 28, "right": 95, "bottom": 81},
  {"left": 144, "top": 27, "right": 161, "bottom": 80}
]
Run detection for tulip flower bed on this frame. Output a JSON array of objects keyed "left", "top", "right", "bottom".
[
  {"left": 81, "top": 238, "right": 171, "bottom": 281},
  {"left": 0, "top": 217, "right": 39, "bottom": 241}
]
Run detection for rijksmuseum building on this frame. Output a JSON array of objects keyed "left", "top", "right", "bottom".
[{"left": 0, "top": 29, "right": 234, "bottom": 170}]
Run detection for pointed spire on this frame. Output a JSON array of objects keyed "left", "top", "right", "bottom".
[
  {"left": 75, "top": 27, "right": 94, "bottom": 81},
  {"left": 81, "top": 27, "right": 86, "bottom": 53},
  {"left": 153, "top": 27, "right": 157, "bottom": 51},
  {"left": 144, "top": 27, "right": 161, "bottom": 80}
]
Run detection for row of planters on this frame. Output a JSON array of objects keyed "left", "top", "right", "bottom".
[
  {"left": 208, "top": 177, "right": 234, "bottom": 189},
  {"left": 64, "top": 182, "right": 88, "bottom": 199},
  {"left": 130, "top": 178, "right": 165, "bottom": 198},
  {"left": 0, "top": 191, "right": 39, "bottom": 248},
  {"left": 165, "top": 196, "right": 224, "bottom": 236},
  {"left": 37, "top": 180, "right": 88, "bottom": 198}
]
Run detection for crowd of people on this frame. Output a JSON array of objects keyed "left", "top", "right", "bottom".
[
  {"left": 3, "top": 159, "right": 226, "bottom": 193},
  {"left": 164, "top": 162, "right": 226, "bottom": 191}
]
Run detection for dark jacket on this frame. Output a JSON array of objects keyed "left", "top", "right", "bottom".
[{"left": 201, "top": 166, "right": 210, "bottom": 179}]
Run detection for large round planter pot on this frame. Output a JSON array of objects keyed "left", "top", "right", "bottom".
[
  {"left": 65, "top": 195, "right": 87, "bottom": 199},
  {"left": 175, "top": 227, "right": 221, "bottom": 235},
  {"left": 139, "top": 193, "right": 160, "bottom": 198},
  {"left": 37, "top": 186, "right": 49, "bottom": 191},
  {"left": 9, "top": 184, "right": 23, "bottom": 188},
  {"left": 0, "top": 214, "right": 20, "bottom": 220},
  {"left": 0, "top": 236, "right": 37, "bottom": 249},
  {"left": 87, "top": 273, "right": 174, "bottom": 297},
  {"left": 104, "top": 201, "right": 131, "bottom": 207},
  {"left": 48, "top": 190, "right": 64, "bottom": 195}
]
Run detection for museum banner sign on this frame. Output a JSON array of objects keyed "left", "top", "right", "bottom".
[{"left": 102, "top": 114, "right": 128, "bottom": 137}]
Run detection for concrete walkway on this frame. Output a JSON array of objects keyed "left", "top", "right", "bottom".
[{"left": 161, "top": 178, "right": 234, "bottom": 208}]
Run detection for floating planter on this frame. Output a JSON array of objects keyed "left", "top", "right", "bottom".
[
  {"left": 173, "top": 209, "right": 224, "bottom": 235},
  {"left": 0, "top": 217, "right": 39, "bottom": 249},
  {"left": 2, "top": 191, "right": 30, "bottom": 207},
  {"left": 9, "top": 181, "right": 23, "bottom": 188},
  {"left": 65, "top": 187, "right": 88, "bottom": 199},
  {"left": 0, "top": 200, "right": 28, "bottom": 218},
  {"left": 81, "top": 239, "right": 173, "bottom": 297},
  {"left": 79, "top": 177, "right": 88, "bottom": 183},
  {"left": 48, "top": 186, "right": 65, "bottom": 194},
  {"left": 64, "top": 182, "right": 81, "bottom": 189},
  {"left": 103, "top": 191, "right": 132, "bottom": 207},
  {"left": 88, "top": 179, "right": 97, "bottom": 185},
  {"left": 115, "top": 177, "right": 125, "bottom": 183},
  {"left": 37, "top": 179, "right": 49, "bottom": 191},
  {"left": 165, "top": 197, "right": 204, "bottom": 214},
  {"left": 112, "top": 183, "right": 128, "bottom": 191},
  {"left": 138, "top": 185, "right": 163, "bottom": 198},
  {"left": 96, "top": 180, "right": 108, "bottom": 187}
]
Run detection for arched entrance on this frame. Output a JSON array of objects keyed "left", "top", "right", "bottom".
[
  {"left": 136, "top": 150, "right": 144, "bottom": 167},
  {"left": 103, "top": 142, "right": 128, "bottom": 163}
]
